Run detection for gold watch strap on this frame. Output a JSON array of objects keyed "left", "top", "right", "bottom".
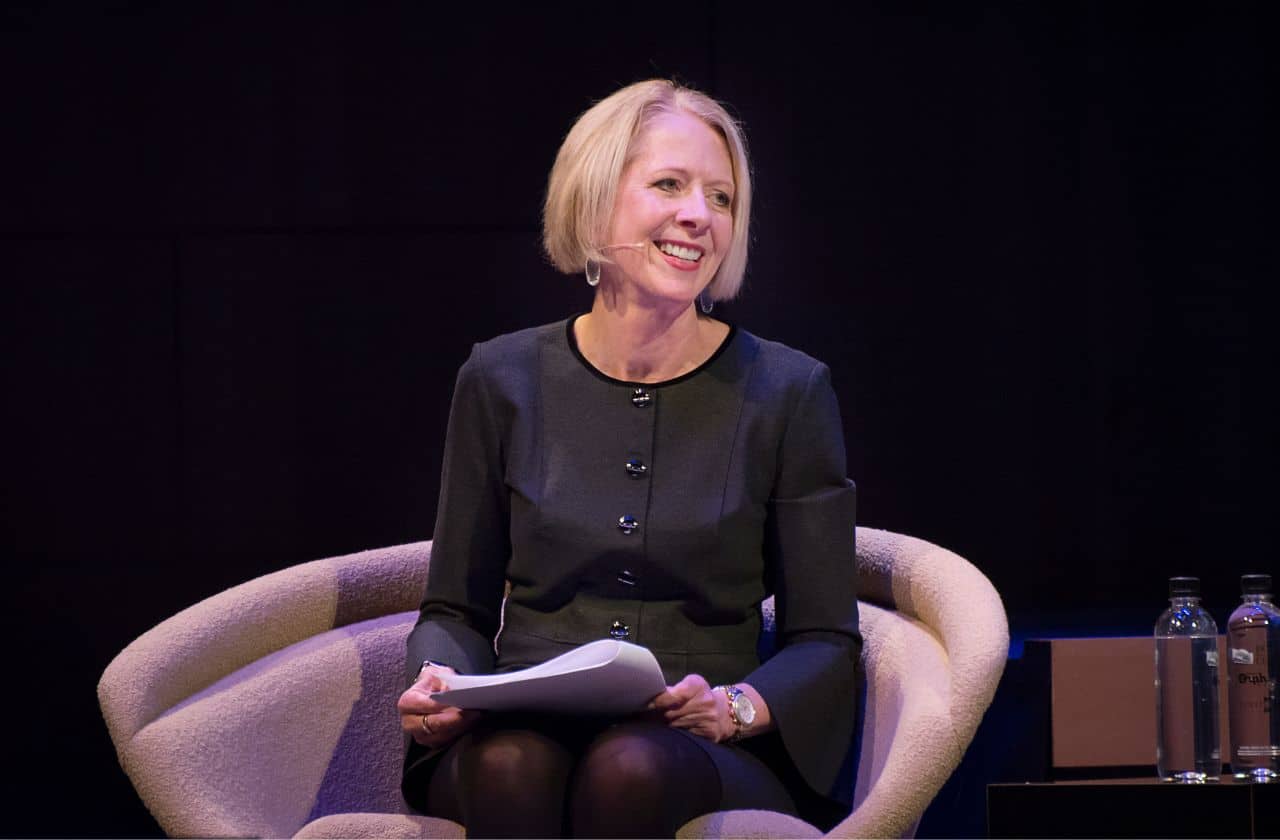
[{"left": 716, "top": 684, "right": 746, "bottom": 740}]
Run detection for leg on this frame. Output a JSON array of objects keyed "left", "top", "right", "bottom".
[
  {"left": 569, "top": 721, "right": 722, "bottom": 838},
  {"left": 426, "top": 724, "right": 576, "bottom": 838}
]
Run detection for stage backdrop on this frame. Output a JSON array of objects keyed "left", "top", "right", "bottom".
[{"left": 2, "top": 3, "right": 1270, "bottom": 837}]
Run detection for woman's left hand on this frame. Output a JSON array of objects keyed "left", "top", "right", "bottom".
[{"left": 648, "top": 673, "right": 736, "bottom": 743}]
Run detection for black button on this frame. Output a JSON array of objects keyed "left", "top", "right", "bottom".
[
  {"left": 617, "top": 515, "right": 639, "bottom": 534},
  {"left": 624, "top": 459, "right": 648, "bottom": 478},
  {"left": 631, "top": 388, "right": 653, "bottom": 407},
  {"left": 617, "top": 569, "right": 638, "bottom": 586},
  {"left": 610, "top": 620, "right": 631, "bottom": 639}
]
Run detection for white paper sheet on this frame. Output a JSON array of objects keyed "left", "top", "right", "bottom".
[{"left": 431, "top": 639, "right": 668, "bottom": 715}]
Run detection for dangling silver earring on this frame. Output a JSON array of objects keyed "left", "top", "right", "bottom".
[
  {"left": 699, "top": 294, "right": 714, "bottom": 314},
  {"left": 585, "top": 259, "right": 601, "bottom": 287}
]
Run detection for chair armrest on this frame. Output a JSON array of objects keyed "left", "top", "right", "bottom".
[
  {"left": 832, "top": 603, "right": 956, "bottom": 839},
  {"left": 856, "top": 527, "right": 1008, "bottom": 734},
  {"left": 128, "top": 612, "right": 418, "bottom": 837},
  {"left": 98, "top": 541, "right": 431, "bottom": 750}
]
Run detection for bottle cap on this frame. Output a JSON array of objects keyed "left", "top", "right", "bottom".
[
  {"left": 1241, "top": 574, "right": 1272, "bottom": 595},
  {"left": 1168, "top": 576, "right": 1200, "bottom": 597}
]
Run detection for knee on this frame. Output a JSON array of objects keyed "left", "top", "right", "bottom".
[
  {"left": 574, "top": 724, "right": 676, "bottom": 801},
  {"left": 462, "top": 730, "right": 568, "bottom": 795},
  {"left": 571, "top": 723, "right": 720, "bottom": 837}
]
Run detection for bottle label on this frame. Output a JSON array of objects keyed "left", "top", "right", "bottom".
[
  {"left": 1237, "top": 746, "right": 1280, "bottom": 758},
  {"left": 1227, "top": 622, "right": 1274, "bottom": 770}
]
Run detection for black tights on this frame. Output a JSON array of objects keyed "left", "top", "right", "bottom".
[{"left": 422, "top": 718, "right": 722, "bottom": 838}]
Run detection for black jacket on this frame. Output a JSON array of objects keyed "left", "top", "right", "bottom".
[{"left": 406, "top": 316, "right": 860, "bottom": 803}]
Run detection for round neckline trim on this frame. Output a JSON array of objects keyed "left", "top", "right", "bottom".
[{"left": 564, "top": 314, "right": 739, "bottom": 388}]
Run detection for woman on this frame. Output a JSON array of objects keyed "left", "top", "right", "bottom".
[{"left": 397, "top": 79, "right": 860, "bottom": 838}]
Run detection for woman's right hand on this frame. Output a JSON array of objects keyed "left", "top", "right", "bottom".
[{"left": 397, "top": 664, "right": 481, "bottom": 749}]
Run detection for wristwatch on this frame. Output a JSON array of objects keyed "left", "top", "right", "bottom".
[{"left": 715, "top": 684, "right": 756, "bottom": 741}]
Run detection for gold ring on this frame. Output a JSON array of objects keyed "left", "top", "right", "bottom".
[{"left": 420, "top": 714, "right": 434, "bottom": 735}]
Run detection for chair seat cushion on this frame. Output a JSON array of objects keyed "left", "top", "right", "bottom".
[
  {"left": 676, "top": 809, "right": 823, "bottom": 839},
  {"left": 294, "top": 812, "right": 464, "bottom": 838}
]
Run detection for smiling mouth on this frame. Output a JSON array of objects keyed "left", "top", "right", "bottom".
[{"left": 654, "top": 240, "right": 704, "bottom": 262}]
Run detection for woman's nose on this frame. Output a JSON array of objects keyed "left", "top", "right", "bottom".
[{"left": 675, "top": 191, "right": 710, "bottom": 230}]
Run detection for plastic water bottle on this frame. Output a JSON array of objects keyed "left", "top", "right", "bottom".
[
  {"left": 1226, "top": 573, "right": 1280, "bottom": 780},
  {"left": 1155, "top": 576, "right": 1221, "bottom": 782}
]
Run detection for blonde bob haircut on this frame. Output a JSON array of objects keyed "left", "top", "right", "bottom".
[{"left": 542, "top": 79, "right": 752, "bottom": 302}]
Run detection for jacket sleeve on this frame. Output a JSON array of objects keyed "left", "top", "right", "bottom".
[
  {"left": 404, "top": 343, "right": 510, "bottom": 685},
  {"left": 745, "top": 361, "right": 861, "bottom": 799}
]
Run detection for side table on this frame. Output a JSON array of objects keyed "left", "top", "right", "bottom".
[{"left": 988, "top": 777, "right": 1278, "bottom": 838}]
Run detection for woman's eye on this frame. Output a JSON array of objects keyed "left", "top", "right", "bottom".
[
  {"left": 711, "top": 191, "right": 732, "bottom": 209},
  {"left": 653, "top": 178, "right": 680, "bottom": 191}
]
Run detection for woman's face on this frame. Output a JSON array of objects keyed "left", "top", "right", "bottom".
[{"left": 604, "top": 110, "right": 735, "bottom": 309}]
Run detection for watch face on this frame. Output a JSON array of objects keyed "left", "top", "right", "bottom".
[{"left": 732, "top": 693, "right": 756, "bottom": 727}]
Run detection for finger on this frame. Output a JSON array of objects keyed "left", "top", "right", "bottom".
[
  {"left": 670, "top": 674, "right": 700, "bottom": 698},
  {"left": 431, "top": 706, "right": 476, "bottom": 734},
  {"left": 665, "top": 709, "right": 701, "bottom": 728},
  {"left": 397, "top": 689, "right": 454, "bottom": 717},
  {"left": 397, "top": 682, "right": 467, "bottom": 719},
  {"left": 412, "top": 662, "right": 460, "bottom": 691},
  {"left": 672, "top": 674, "right": 712, "bottom": 702},
  {"left": 410, "top": 707, "right": 481, "bottom": 746},
  {"left": 405, "top": 705, "right": 478, "bottom": 732},
  {"left": 655, "top": 676, "right": 702, "bottom": 710},
  {"left": 401, "top": 678, "right": 437, "bottom": 701},
  {"left": 666, "top": 713, "right": 717, "bottom": 740},
  {"left": 412, "top": 670, "right": 448, "bottom": 692},
  {"left": 664, "top": 703, "right": 716, "bottom": 726},
  {"left": 408, "top": 711, "right": 432, "bottom": 743},
  {"left": 662, "top": 686, "right": 716, "bottom": 720}
]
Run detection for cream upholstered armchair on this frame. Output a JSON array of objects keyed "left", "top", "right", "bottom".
[{"left": 98, "top": 527, "right": 1008, "bottom": 838}]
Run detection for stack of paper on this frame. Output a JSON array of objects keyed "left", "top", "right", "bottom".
[{"left": 431, "top": 639, "right": 667, "bottom": 716}]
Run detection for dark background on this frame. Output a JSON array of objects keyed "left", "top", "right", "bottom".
[{"left": 2, "top": 2, "right": 1273, "bottom": 837}]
